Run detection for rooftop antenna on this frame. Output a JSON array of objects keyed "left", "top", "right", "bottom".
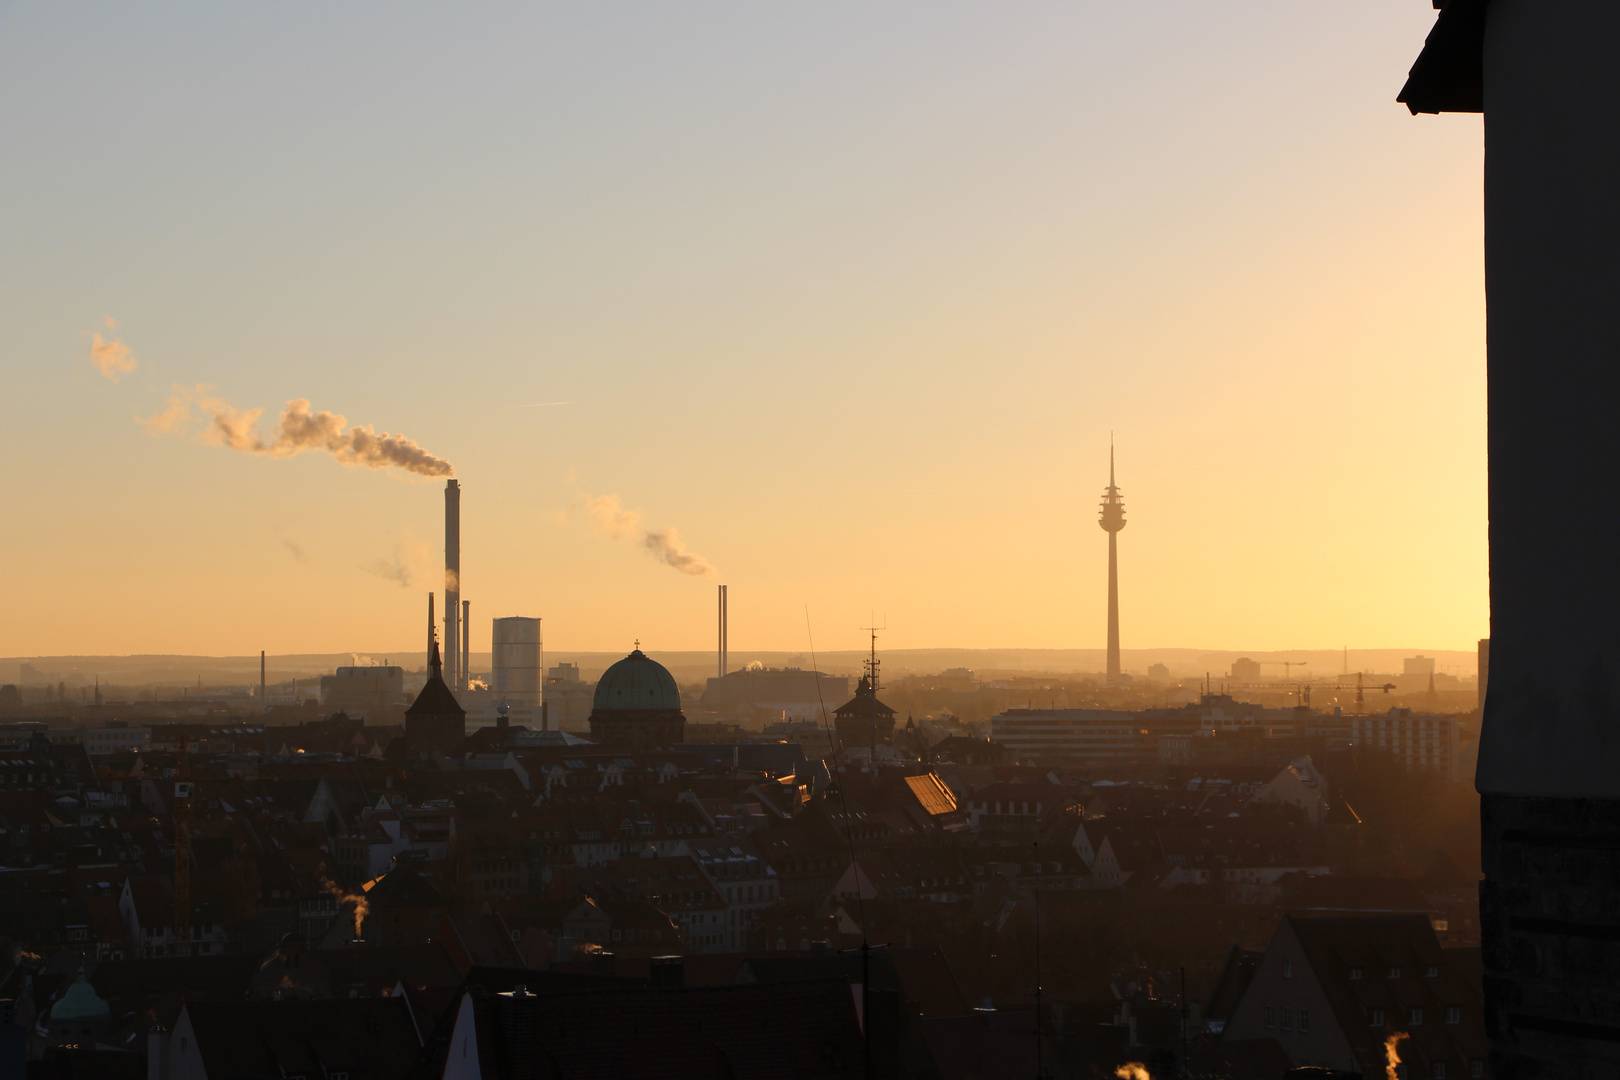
[
  {"left": 859, "top": 619, "right": 886, "bottom": 767},
  {"left": 809, "top": 607, "right": 886, "bottom": 1080}
]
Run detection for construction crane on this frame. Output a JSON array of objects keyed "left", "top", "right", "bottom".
[
  {"left": 1207, "top": 672, "right": 1395, "bottom": 711},
  {"left": 173, "top": 734, "right": 193, "bottom": 957},
  {"left": 1261, "top": 660, "right": 1310, "bottom": 680}
]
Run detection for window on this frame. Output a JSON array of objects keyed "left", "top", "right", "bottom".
[
  {"left": 1433, "top": 1065, "right": 1446, "bottom": 1080},
  {"left": 1371, "top": 1009, "right": 1386, "bottom": 1027},
  {"left": 1410, "top": 1008, "right": 1424, "bottom": 1026},
  {"left": 1282, "top": 1008, "right": 1293, "bottom": 1031},
  {"left": 1283, "top": 960, "right": 1293, "bottom": 979},
  {"left": 1389, "top": 967, "right": 1401, "bottom": 979},
  {"left": 1265, "top": 1005, "right": 1276, "bottom": 1029},
  {"left": 1445, "top": 1005, "right": 1461, "bottom": 1024},
  {"left": 1349, "top": 967, "right": 1362, "bottom": 980},
  {"left": 1427, "top": 965, "right": 1440, "bottom": 978},
  {"left": 1300, "top": 1010, "right": 1310, "bottom": 1033},
  {"left": 1470, "top": 1062, "right": 1484, "bottom": 1078}
]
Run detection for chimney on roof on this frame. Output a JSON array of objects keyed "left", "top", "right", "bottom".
[{"left": 650, "top": 954, "right": 685, "bottom": 988}]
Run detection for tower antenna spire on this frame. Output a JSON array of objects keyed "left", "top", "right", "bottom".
[{"left": 1099, "top": 439, "right": 1127, "bottom": 684}]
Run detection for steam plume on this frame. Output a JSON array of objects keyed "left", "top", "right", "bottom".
[
  {"left": 142, "top": 385, "right": 454, "bottom": 477},
  {"left": 643, "top": 527, "right": 717, "bottom": 577},
  {"left": 323, "top": 879, "right": 370, "bottom": 939},
  {"left": 90, "top": 332, "right": 137, "bottom": 381},
  {"left": 587, "top": 493, "right": 642, "bottom": 539},
  {"left": 586, "top": 493, "right": 718, "bottom": 579},
  {"left": 364, "top": 554, "right": 413, "bottom": 588},
  {"left": 1384, "top": 1033, "right": 1408, "bottom": 1080}
]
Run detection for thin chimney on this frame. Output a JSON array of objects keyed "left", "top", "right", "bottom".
[
  {"left": 445, "top": 479, "right": 461, "bottom": 691},
  {"left": 260, "top": 650, "right": 266, "bottom": 712},
  {"left": 718, "top": 584, "right": 728, "bottom": 679},
  {"left": 462, "top": 599, "right": 470, "bottom": 692}
]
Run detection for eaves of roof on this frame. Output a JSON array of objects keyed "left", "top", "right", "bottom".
[{"left": 1398, "top": 0, "right": 1489, "bottom": 114}]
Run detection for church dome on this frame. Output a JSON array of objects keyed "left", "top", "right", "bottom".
[
  {"left": 593, "top": 649, "right": 680, "bottom": 712},
  {"left": 51, "top": 973, "right": 110, "bottom": 1022}
]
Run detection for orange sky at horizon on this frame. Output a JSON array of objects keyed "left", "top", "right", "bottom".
[{"left": 0, "top": 2, "right": 1486, "bottom": 658}]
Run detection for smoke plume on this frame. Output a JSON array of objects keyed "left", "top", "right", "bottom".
[
  {"left": 643, "top": 527, "right": 717, "bottom": 577},
  {"left": 1383, "top": 1033, "right": 1408, "bottom": 1080},
  {"left": 90, "top": 330, "right": 137, "bottom": 381},
  {"left": 586, "top": 493, "right": 718, "bottom": 579},
  {"left": 364, "top": 554, "right": 413, "bottom": 588},
  {"left": 142, "top": 384, "right": 454, "bottom": 477},
  {"left": 323, "top": 879, "right": 370, "bottom": 939}
]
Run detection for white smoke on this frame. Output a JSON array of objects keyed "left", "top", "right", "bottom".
[
  {"left": 142, "top": 384, "right": 454, "bottom": 478},
  {"left": 90, "top": 322, "right": 137, "bottom": 382},
  {"left": 586, "top": 493, "right": 718, "bottom": 579},
  {"left": 363, "top": 552, "right": 414, "bottom": 589}
]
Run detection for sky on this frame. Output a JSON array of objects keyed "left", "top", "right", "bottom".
[{"left": 0, "top": 2, "right": 1486, "bottom": 660}]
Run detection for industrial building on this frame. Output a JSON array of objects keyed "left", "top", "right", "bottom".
[
  {"left": 698, "top": 667, "right": 850, "bottom": 722},
  {"left": 318, "top": 666, "right": 406, "bottom": 716},
  {"left": 988, "top": 708, "right": 1150, "bottom": 765},
  {"left": 542, "top": 663, "right": 593, "bottom": 731}
]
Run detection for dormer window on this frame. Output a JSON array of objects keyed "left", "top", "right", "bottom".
[
  {"left": 1388, "top": 967, "right": 1401, "bottom": 979},
  {"left": 1349, "top": 967, "right": 1363, "bottom": 980}
]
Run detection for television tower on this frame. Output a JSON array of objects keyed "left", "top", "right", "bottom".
[{"left": 1099, "top": 439, "right": 1126, "bottom": 683}]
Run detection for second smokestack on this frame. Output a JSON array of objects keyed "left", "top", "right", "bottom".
[
  {"left": 718, "top": 584, "right": 727, "bottom": 679},
  {"left": 445, "top": 479, "right": 461, "bottom": 691}
]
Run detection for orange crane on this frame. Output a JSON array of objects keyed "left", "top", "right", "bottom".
[{"left": 173, "top": 734, "right": 192, "bottom": 956}]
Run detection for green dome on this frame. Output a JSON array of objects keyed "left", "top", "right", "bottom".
[
  {"left": 593, "top": 649, "right": 680, "bottom": 712},
  {"left": 51, "top": 974, "right": 110, "bottom": 1022}
]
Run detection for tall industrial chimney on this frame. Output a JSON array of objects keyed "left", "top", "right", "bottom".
[
  {"left": 718, "top": 585, "right": 728, "bottom": 679},
  {"left": 445, "top": 479, "right": 461, "bottom": 691},
  {"left": 260, "top": 650, "right": 266, "bottom": 712},
  {"left": 427, "top": 591, "right": 435, "bottom": 660},
  {"left": 461, "top": 599, "right": 470, "bottom": 692}
]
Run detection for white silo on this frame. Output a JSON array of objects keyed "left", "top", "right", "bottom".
[{"left": 491, "top": 617, "right": 542, "bottom": 706}]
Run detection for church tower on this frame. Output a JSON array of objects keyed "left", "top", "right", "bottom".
[{"left": 405, "top": 596, "right": 466, "bottom": 754}]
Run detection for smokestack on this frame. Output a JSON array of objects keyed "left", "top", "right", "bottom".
[
  {"left": 260, "top": 650, "right": 266, "bottom": 712},
  {"left": 445, "top": 479, "right": 461, "bottom": 691},
  {"left": 462, "top": 599, "right": 470, "bottom": 692},
  {"left": 718, "top": 585, "right": 727, "bottom": 679},
  {"left": 427, "top": 591, "right": 435, "bottom": 663}
]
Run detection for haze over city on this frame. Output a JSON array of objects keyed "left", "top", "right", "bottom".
[
  {"left": 26, "top": 1, "right": 1620, "bottom": 1078},
  {"left": 1, "top": 1, "right": 1484, "bottom": 658}
]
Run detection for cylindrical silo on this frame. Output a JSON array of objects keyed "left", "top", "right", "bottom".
[{"left": 491, "top": 616, "right": 542, "bottom": 706}]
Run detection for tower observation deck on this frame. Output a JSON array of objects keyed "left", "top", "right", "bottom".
[{"left": 1099, "top": 442, "right": 1126, "bottom": 683}]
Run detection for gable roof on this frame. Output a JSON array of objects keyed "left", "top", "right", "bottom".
[{"left": 1286, "top": 915, "right": 1486, "bottom": 1077}]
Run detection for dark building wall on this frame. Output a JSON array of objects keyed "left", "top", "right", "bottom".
[
  {"left": 1478, "top": 0, "right": 1620, "bottom": 799},
  {"left": 1467, "top": 1, "right": 1620, "bottom": 1075}
]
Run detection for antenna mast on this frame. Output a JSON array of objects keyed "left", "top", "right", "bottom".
[{"left": 859, "top": 621, "right": 884, "bottom": 766}]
